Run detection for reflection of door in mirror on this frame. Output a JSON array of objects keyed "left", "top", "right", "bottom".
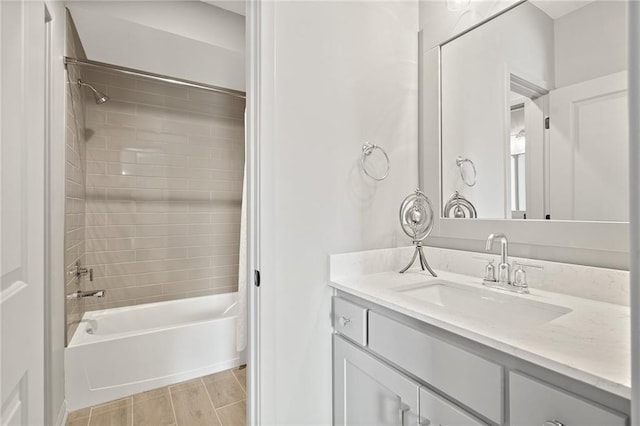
[
  {"left": 508, "top": 87, "right": 546, "bottom": 221},
  {"left": 549, "top": 72, "right": 628, "bottom": 222},
  {"left": 440, "top": 0, "right": 627, "bottom": 222},
  {"left": 510, "top": 103, "right": 526, "bottom": 219}
]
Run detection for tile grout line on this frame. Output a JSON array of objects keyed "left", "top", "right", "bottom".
[
  {"left": 167, "top": 386, "right": 179, "bottom": 426},
  {"left": 201, "top": 377, "right": 224, "bottom": 426},
  {"left": 231, "top": 369, "right": 246, "bottom": 397},
  {"left": 215, "top": 399, "right": 246, "bottom": 411},
  {"left": 130, "top": 397, "right": 133, "bottom": 426}
]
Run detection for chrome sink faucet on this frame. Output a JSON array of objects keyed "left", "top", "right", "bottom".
[
  {"left": 485, "top": 233, "right": 510, "bottom": 284},
  {"left": 483, "top": 233, "right": 529, "bottom": 294}
]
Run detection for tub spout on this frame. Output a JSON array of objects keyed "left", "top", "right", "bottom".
[{"left": 67, "top": 290, "right": 106, "bottom": 300}]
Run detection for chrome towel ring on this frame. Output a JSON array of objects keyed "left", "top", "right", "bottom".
[
  {"left": 361, "top": 142, "right": 390, "bottom": 181},
  {"left": 456, "top": 156, "right": 477, "bottom": 187}
]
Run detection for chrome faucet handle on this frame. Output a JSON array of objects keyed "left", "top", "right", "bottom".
[
  {"left": 483, "top": 260, "right": 496, "bottom": 282},
  {"left": 68, "top": 261, "right": 94, "bottom": 282},
  {"left": 513, "top": 263, "right": 528, "bottom": 291}
]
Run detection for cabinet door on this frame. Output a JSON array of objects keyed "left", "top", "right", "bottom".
[
  {"left": 419, "top": 387, "right": 487, "bottom": 426},
  {"left": 334, "top": 335, "right": 419, "bottom": 426},
  {"left": 509, "top": 371, "right": 627, "bottom": 426}
]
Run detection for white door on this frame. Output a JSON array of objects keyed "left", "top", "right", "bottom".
[
  {"left": 549, "top": 71, "right": 628, "bottom": 221},
  {"left": 333, "top": 335, "right": 420, "bottom": 426},
  {"left": 1, "top": 1, "right": 47, "bottom": 425}
]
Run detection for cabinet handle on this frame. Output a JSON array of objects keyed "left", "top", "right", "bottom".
[
  {"left": 339, "top": 316, "right": 351, "bottom": 327},
  {"left": 543, "top": 421, "right": 564, "bottom": 426}
]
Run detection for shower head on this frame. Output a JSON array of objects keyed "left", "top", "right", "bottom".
[{"left": 77, "top": 79, "right": 109, "bottom": 104}]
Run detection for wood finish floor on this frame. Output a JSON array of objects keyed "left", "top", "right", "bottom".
[{"left": 67, "top": 366, "right": 246, "bottom": 426}]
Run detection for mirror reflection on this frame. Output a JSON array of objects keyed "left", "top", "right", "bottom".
[{"left": 440, "top": 0, "right": 628, "bottom": 221}]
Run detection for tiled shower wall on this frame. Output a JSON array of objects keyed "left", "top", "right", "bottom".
[
  {"left": 81, "top": 69, "right": 245, "bottom": 311},
  {"left": 65, "top": 12, "right": 88, "bottom": 342}
]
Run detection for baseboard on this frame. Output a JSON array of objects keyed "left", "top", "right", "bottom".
[{"left": 55, "top": 400, "right": 68, "bottom": 426}]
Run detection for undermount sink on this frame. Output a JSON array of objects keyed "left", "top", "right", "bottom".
[{"left": 395, "top": 280, "right": 572, "bottom": 329}]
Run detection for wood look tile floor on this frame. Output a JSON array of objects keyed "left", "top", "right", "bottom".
[{"left": 67, "top": 366, "right": 246, "bottom": 426}]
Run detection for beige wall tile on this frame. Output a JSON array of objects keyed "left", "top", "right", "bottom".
[
  {"left": 135, "top": 224, "right": 189, "bottom": 237},
  {"left": 108, "top": 86, "right": 164, "bottom": 106},
  {"left": 162, "top": 279, "right": 211, "bottom": 295},
  {"left": 136, "top": 79, "right": 188, "bottom": 99},
  {"left": 86, "top": 250, "right": 136, "bottom": 265},
  {"left": 65, "top": 19, "right": 89, "bottom": 343},
  {"left": 79, "top": 73, "right": 244, "bottom": 311},
  {"left": 211, "top": 277, "right": 239, "bottom": 289},
  {"left": 134, "top": 247, "right": 187, "bottom": 261}
]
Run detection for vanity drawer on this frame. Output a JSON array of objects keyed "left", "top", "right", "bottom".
[
  {"left": 509, "top": 371, "right": 627, "bottom": 426},
  {"left": 332, "top": 297, "right": 368, "bottom": 346},
  {"left": 368, "top": 312, "right": 503, "bottom": 424},
  {"left": 420, "top": 386, "right": 488, "bottom": 426}
]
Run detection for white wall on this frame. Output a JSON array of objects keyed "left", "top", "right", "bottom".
[
  {"left": 66, "top": 2, "right": 245, "bottom": 91},
  {"left": 441, "top": 2, "right": 553, "bottom": 218},
  {"left": 67, "top": 1, "right": 244, "bottom": 52},
  {"left": 258, "top": 1, "right": 418, "bottom": 423},
  {"left": 554, "top": 0, "right": 626, "bottom": 88},
  {"left": 420, "top": 0, "right": 519, "bottom": 51}
]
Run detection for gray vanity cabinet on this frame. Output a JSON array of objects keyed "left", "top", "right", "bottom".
[
  {"left": 419, "top": 387, "right": 488, "bottom": 426},
  {"left": 333, "top": 335, "right": 420, "bottom": 426},
  {"left": 368, "top": 311, "right": 503, "bottom": 424},
  {"left": 332, "top": 295, "right": 629, "bottom": 426},
  {"left": 509, "top": 371, "right": 627, "bottom": 426}
]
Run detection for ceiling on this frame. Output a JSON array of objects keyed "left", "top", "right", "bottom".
[
  {"left": 202, "top": 0, "right": 245, "bottom": 16},
  {"left": 529, "top": 0, "right": 596, "bottom": 19}
]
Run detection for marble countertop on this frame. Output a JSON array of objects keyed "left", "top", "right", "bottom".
[{"left": 329, "top": 267, "right": 630, "bottom": 399}]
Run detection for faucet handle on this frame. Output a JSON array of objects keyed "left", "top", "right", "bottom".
[
  {"left": 513, "top": 263, "right": 528, "bottom": 290},
  {"left": 483, "top": 260, "right": 496, "bottom": 282}
]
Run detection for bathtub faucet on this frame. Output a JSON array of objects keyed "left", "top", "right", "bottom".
[
  {"left": 68, "top": 260, "right": 93, "bottom": 282},
  {"left": 67, "top": 290, "right": 106, "bottom": 300}
]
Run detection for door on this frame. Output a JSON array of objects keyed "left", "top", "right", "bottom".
[
  {"left": 1, "top": 1, "right": 47, "bottom": 425},
  {"left": 333, "top": 335, "right": 419, "bottom": 426},
  {"left": 549, "top": 71, "right": 628, "bottom": 221}
]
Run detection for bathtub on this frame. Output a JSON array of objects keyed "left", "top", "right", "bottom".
[{"left": 65, "top": 292, "right": 244, "bottom": 411}]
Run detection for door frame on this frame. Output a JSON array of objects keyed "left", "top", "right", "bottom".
[
  {"left": 628, "top": 1, "right": 640, "bottom": 424},
  {"left": 246, "top": 0, "right": 265, "bottom": 423},
  {"left": 246, "top": 0, "right": 279, "bottom": 422}
]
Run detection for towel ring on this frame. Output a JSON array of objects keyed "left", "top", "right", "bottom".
[
  {"left": 456, "top": 156, "right": 477, "bottom": 187},
  {"left": 361, "top": 142, "right": 390, "bottom": 181}
]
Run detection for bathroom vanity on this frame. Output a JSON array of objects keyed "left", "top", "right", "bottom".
[
  {"left": 330, "top": 247, "right": 630, "bottom": 426},
  {"left": 330, "top": 1, "right": 632, "bottom": 424}
]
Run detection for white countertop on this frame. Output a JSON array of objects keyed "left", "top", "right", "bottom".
[{"left": 329, "top": 268, "right": 631, "bottom": 400}]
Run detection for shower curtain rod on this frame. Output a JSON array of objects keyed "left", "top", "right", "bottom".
[{"left": 64, "top": 57, "right": 246, "bottom": 100}]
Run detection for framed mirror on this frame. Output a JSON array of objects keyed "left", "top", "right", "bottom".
[
  {"left": 420, "top": 0, "right": 629, "bottom": 253},
  {"left": 440, "top": 0, "right": 627, "bottom": 221}
]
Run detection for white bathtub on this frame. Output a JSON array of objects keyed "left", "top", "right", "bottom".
[{"left": 65, "top": 292, "right": 244, "bottom": 411}]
